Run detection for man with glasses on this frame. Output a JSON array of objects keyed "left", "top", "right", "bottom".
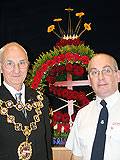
[
  {"left": 65, "top": 53, "right": 120, "bottom": 160},
  {"left": 0, "top": 42, "right": 52, "bottom": 160}
]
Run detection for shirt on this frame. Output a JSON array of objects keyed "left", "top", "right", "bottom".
[
  {"left": 65, "top": 90, "right": 120, "bottom": 160},
  {"left": 3, "top": 81, "right": 25, "bottom": 105}
]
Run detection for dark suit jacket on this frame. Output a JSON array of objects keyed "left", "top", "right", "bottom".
[{"left": 0, "top": 84, "right": 52, "bottom": 160}]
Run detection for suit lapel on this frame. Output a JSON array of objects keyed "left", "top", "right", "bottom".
[
  {"left": 0, "top": 84, "right": 27, "bottom": 121},
  {"left": 0, "top": 85, "right": 37, "bottom": 123},
  {"left": 25, "top": 86, "right": 37, "bottom": 122},
  {"left": 0, "top": 84, "right": 16, "bottom": 103}
]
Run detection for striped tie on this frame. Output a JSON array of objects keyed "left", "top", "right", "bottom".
[
  {"left": 15, "top": 93, "right": 27, "bottom": 118},
  {"left": 15, "top": 92, "right": 22, "bottom": 102}
]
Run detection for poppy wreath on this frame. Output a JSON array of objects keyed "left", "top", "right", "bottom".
[
  {"left": 26, "top": 8, "right": 95, "bottom": 107},
  {"left": 25, "top": 8, "right": 95, "bottom": 145},
  {"left": 50, "top": 111, "right": 76, "bottom": 145},
  {"left": 26, "top": 42, "right": 94, "bottom": 107},
  {"left": 46, "top": 61, "right": 89, "bottom": 107}
]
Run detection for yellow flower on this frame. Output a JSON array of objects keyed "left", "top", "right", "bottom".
[
  {"left": 53, "top": 18, "right": 62, "bottom": 22},
  {"left": 76, "top": 12, "right": 85, "bottom": 17},
  {"left": 84, "top": 23, "right": 91, "bottom": 31},
  {"left": 47, "top": 25, "right": 55, "bottom": 33},
  {"left": 65, "top": 8, "right": 74, "bottom": 12}
]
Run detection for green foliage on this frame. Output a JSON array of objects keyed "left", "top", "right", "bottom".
[{"left": 25, "top": 44, "right": 94, "bottom": 87}]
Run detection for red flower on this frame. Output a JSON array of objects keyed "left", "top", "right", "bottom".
[
  {"left": 49, "top": 85, "right": 55, "bottom": 92},
  {"left": 53, "top": 54, "right": 65, "bottom": 63},
  {"left": 65, "top": 52, "right": 75, "bottom": 61},
  {"left": 66, "top": 63, "right": 73, "bottom": 72},
  {"left": 46, "top": 76, "right": 56, "bottom": 84},
  {"left": 57, "top": 65, "right": 66, "bottom": 74},
  {"left": 44, "top": 59, "right": 56, "bottom": 68},
  {"left": 51, "top": 111, "right": 71, "bottom": 134},
  {"left": 53, "top": 111, "right": 63, "bottom": 122},
  {"left": 49, "top": 65, "right": 58, "bottom": 76},
  {"left": 61, "top": 89, "right": 69, "bottom": 99},
  {"left": 55, "top": 37, "right": 83, "bottom": 48},
  {"left": 31, "top": 81, "right": 38, "bottom": 89},
  {"left": 57, "top": 123, "right": 63, "bottom": 132},
  {"left": 31, "top": 73, "right": 41, "bottom": 89},
  {"left": 81, "top": 97, "right": 90, "bottom": 106},
  {"left": 66, "top": 90, "right": 74, "bottom": 100},
  {"left": 41, "top": 63, "right": 49, "bottom": 71},
  {"left": 81, "top": 55, "right": 90, "bottom": 64},
  {"left": 74, "top": 54, "right": 82, "bottom": 62},
  {"left": 62, "top": 113, "right": 70, "bottom": 123},
  {"left": 73, "top": 64, "right": 84, "bottom": 76},
  {"left": 63, "top": 123, "right": 70, "bottom": 132},
  {"left": 56, "top": 88, "right": 62, "bottom": 97},
  {"left": 50, "top": 121, "right": 57, "bottom": 128},
  {"left": 76, "top": 91, "right": 86, "bottom": 101}
]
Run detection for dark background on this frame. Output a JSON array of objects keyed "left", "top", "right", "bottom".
[
  {"left": 1, "top": 0, "right": 120, "bottom": 125},
  {"left": 0, "top": 0, "right": 120, "bottom": 66}
]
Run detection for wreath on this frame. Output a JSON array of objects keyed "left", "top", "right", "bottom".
[
  {"left": 26, "top": 8, "right": 95, "bottom": 144},
  {"left": 26, "top": 43, "right": 94, "bottom": 106},
  {"left": 26, "top": 8, "right": 94, "bottom": 107}
]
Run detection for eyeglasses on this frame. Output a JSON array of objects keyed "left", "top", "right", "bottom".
[
  {"left": 89, "top": 66, "right": 117, "bottom": 77},
  {"left": 2, "top": 60, "right": 29, "bottom": 70}
]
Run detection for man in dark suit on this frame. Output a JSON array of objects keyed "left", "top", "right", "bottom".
[{"left": 0, "top": 42, "right": 52, "bottom": 160}]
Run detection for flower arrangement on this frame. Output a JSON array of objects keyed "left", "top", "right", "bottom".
[
  {"left": 46, "top": 60, "right": 90, "bottom": 107},
  {"left": 26, "top": 8, "right": 95, "bottom": 145},
  {"left": 50, "top": 111, "right": 76, "bottom": 146},
  {"left": 27, "top": 44, "right": 94, "bottom": 90},
  {"left": 26, "top": 8, "right": 94, "bottom": 90}
]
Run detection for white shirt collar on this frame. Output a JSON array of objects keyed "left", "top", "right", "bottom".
[
  {"left": 3, "top": 81, "right": 25, "bottom": 104},
  {"left": 96, "top": 90, "right": 120, "bottom": 108}
]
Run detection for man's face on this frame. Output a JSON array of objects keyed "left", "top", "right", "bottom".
[
  {"left": 88, "top": 55, "right": 120, "bottom": 99},
  {"left": 1, "top": 44, "right": 29, "bottom": 90}
]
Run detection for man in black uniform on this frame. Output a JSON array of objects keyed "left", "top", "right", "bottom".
[{"left": 0, "top": 42, "right": 52, "bottom": 160}]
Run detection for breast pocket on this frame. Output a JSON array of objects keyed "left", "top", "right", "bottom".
[
  {"left": 106, "top": 128, "right": 120, "bottom": 159},
  {"left": 109, "top": 128, "right": 120, "bottom": 141},
  {"left": 78, "top": 128, "right": 95, "bottom": 159}
]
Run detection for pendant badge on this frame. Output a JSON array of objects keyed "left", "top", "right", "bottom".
[{"left": 18, "top": 141, "right": 32, "bottom": 160}]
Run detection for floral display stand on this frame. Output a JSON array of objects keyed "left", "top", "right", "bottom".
[
  {"left": 52, "top": 147, "right": 72, "bottom": 160},
  {"left": 26, "top": 8, "right": 94, "bottom": 147}
]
